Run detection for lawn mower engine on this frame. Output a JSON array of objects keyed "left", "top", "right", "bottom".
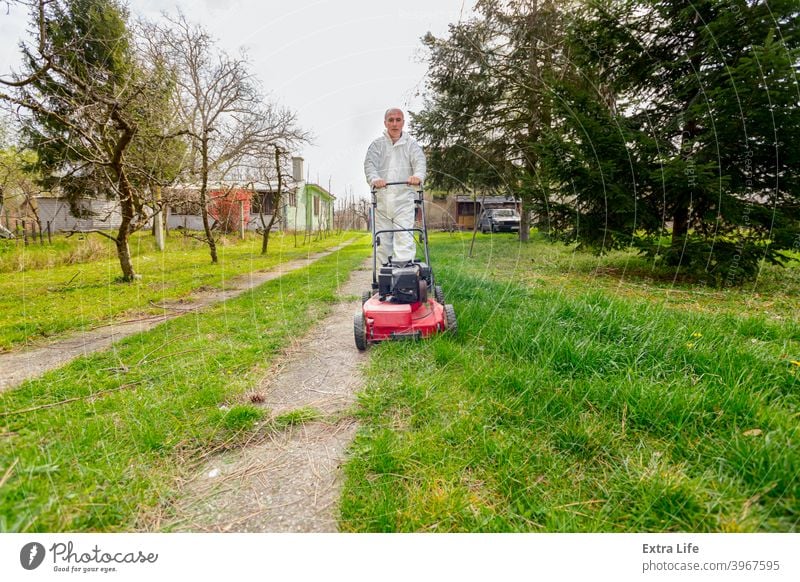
[{"left": 378, "top": 261, "right": 431, "bottom": 304}]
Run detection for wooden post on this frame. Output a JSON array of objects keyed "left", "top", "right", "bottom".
[
  {"left": 239, "top": 199, "right": 245, "bottom": 240},
  {"left": 153, "top": 185, "right": 165, "bottom": 251},
  {"left": 38, "top": 221, "right": 44, "bottom": 245},
  {"left": 47, "top": 221, "right": 52, "bottom": 244},
  {"left": 22, "top": 220, "right": 28, "bottom": 245}
]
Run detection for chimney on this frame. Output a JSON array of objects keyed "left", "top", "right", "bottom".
[{"left": 292, "top": 157, "right": 304, "bottom": 183}]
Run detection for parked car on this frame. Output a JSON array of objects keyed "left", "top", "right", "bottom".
[{"left": 478, "top": 208, "right": 521, "bottom": 233}]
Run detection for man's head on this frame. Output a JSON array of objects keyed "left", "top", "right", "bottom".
[{"left": 384, "top": 108, "right": 404, "bottom": 142}]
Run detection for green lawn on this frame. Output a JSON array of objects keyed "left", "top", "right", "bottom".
[
  {"left": 2, "top": 230, "right": 797, "bottom": 533},
  {"left": 339, "top": 232, "right": 799, "bottom": 532},
  {"left": 0, "top": 238, "right": 371, "bottom": 532},
  {"left": 0, "top": 230, "right": 358, "bottom": 351}
]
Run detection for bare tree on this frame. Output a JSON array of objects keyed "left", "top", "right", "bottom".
[
  {"left": 145, "top": 14, "right": 307, "bottom": 263},
  {"left": 254, "top": 146, "right": 287, "bottom": 255}
]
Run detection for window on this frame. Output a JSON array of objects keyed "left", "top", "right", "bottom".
[
  {"left": 286, "top": 190, "right": 296, "bottom": 207},
  {"left": 492, "top": 208, "right": 518, "bottom": 217},
  {"left": 251, "top": 191, "right": 275, "bottom": 215},
  {"left": 313, "top": 195, "right": 320, "bottom": 216}
]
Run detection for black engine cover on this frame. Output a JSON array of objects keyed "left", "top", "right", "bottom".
[
  {"left": 378, "top": 265, "right": 394, "bottom": 296},
  {"left": 392, "top": 265, "right": 421, "bottom": 303},
  {"left": 377, "top": 261, "right": 432, "bottom": 304}
]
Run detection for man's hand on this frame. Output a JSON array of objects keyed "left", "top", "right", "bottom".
[
  {"left": 407, "top": 176, "right": 421, "bottom": 186},
  {"left": 371, "top": 179, "right": 387, "bottom": 189}
]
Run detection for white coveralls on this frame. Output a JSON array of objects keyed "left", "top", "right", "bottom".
[{"left": 364, "top": 130, "right": 427, "bottom": 265}]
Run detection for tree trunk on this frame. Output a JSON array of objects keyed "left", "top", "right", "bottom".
[
  {"left": 468, "top": 190, "right": 485, "bottom": 258},
  {"left": 670, "top": 202, "right": 689, "bottom": 248},
  {"left": 670, "top": 111, "right": 698, "bottom": 261},
  {"left": 520, "top": 0, "right": 541, "bottom": 245},
  {"left": 115, "top": 230, "right": 135, "bottom": 281},
  {"left": 669, "top": 19, "right": 703, "bottom": 262},
  {"left": 519, "top": 197, "right": 531, "bottom": 242},
  {"left": 115, "top": 183, "right": 137, "bottom": 282},
  {"left": 262, "top": 147, "right": 283, "bottom": 255},
  {"left": 200, "top": 134, "right": 218, "bottom": 263},
  {"left": 110, "top": 126, "right": 137, "bottom": 282}
]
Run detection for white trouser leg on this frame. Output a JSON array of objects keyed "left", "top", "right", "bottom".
[
  {"left": 375, "top": 188, "right": 416, "bottom": 265},
  {"left": 375, "top": 195, "right": 394, "bottom": 266},
  {"left": 391, "top": 190, "right": 415, "bottom": 262}
]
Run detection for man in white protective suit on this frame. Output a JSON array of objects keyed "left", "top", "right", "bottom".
[{"left": 364, "top": 108, "right": 427, "bottom": 266}]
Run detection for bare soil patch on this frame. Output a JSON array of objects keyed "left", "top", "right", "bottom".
[{"left": 160, "top": 262, "right": 372, "bottom": 532}]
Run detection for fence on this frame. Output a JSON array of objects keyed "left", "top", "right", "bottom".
[{"left": 2, "top": 218, "right": 54, "bottom": 245}]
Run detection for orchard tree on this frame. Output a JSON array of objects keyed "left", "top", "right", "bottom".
[
  {"left": 146, "top": 14, "right": 307, "bottom": 263},
  {"left": 0, "top": 116, "right": 40, "bottom": 237},
  {"left": 255, "top": 146, "right": 291, "bottom": 255},
  {"left": 0, "top": 0, "right": 184, "bottom": 280}
]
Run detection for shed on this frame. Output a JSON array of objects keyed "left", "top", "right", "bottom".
[
  {"left": 453, "top": 194, "right": 520, "bottom": 230},
  {"left": 35, "top": 196, "right": 122, "bottom": 232}
]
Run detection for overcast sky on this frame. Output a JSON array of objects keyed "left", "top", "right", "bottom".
[{"left": 0, "top": 0, "right": 476, "bottom": 201}]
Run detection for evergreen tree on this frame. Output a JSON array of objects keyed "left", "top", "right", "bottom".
[
  {"left": 413, "top": 0, "right": 572, "bottom": 242},
  {"left": 553, "top": 0, "right": 800, "bottom": 282}
]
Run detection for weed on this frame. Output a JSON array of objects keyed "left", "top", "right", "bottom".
[
  {"left": 213, "top": 405, "right": 265, "bottom": 432},
  {"left": 274, "top": 407, "right": 322, "bottom": 428}
]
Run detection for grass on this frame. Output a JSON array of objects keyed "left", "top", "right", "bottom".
[
  {"left": 339, "top": 231, "right": 799, "bottom": 532},
  {"left": 0, "top": 238, "right": 370, "bottom": 532},
  {"left": 0, "top": 229, "right": 358, "bottom": 351}
]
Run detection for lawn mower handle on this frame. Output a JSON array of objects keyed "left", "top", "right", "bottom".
[{"left": 370, "top": 181, "right": 423, "bottom": 194}]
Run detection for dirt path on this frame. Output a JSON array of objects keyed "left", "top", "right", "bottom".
[
  {"left": 0, "top": 241, "right": 356, "bottom": 393},
  {"left": 160, "top": 261, "right": 372, "bottom": 532}
]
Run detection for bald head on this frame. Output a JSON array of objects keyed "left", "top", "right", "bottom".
[{"left": 384, "top": 108, "right": 404, "bottom": 120}]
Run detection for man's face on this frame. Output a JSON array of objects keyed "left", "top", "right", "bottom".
[{"left": 384, "top": 111, "right": 404, "bottom": 140}]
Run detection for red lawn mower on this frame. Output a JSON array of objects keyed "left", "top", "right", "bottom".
[{"left": 354, "top": 182, "right": 457, "bottom": 350}]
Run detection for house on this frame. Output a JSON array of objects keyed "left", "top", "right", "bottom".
[
  {"left": 167, "top": 185, "right": 276, "bottom": 233},
  {"left": 27, "top": 157, "right": 335, "bottom": 235},
  {"left": 166, "top": 157, "right": 335, "bottom": 234},
  {"left": 283, "top": 182, "right": 335, "bottom": 232}
]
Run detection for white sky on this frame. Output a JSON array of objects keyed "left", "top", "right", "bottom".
[{"left": 0, "top": 0, "right": 476, "bottom": 201}]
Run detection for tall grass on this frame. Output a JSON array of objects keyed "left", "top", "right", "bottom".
[
  {"left": 339, "top": 233, "right": 799, "bottom": 532},
  {"left": 0, "top": 230, "right": 361, "bottom": 350},
  {"left": 1, "top": 231, "right": 146, "bottom": 273}
]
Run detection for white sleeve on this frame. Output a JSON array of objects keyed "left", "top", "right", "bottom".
[
  {"left": 364, "top": 140, "right": 382, "bottom": 186},
  {"left": 409, "top": 141, "right": 426, "bottom": 183}
]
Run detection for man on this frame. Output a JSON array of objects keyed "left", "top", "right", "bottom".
[{"left": 364, "top": 107, "right": 427, "bottom": 266}]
